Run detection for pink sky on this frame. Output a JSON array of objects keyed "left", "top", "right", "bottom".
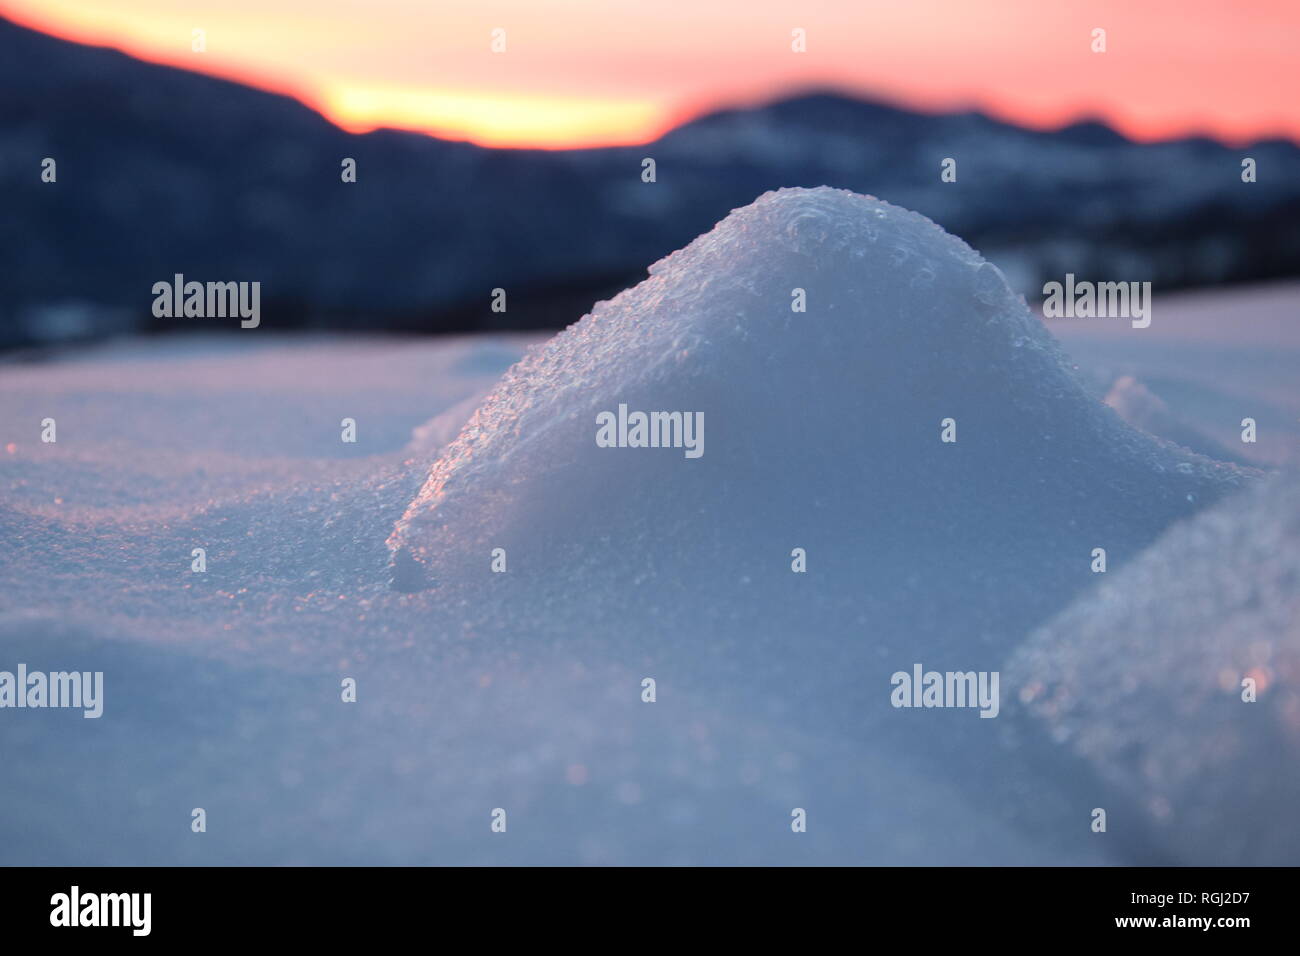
[{"left": 3, "top": 0, "right": 1297, "bottom": 148}]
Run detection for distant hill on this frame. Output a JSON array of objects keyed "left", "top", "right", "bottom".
[{"left": 2, "top": 15, "right": 1299, "bottom": 347}]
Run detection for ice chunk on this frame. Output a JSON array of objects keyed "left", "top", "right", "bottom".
[{"left": 1006, "top": 475, "right": 1300, "bottom": 864}]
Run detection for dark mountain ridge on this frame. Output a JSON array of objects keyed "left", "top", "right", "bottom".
[{"left": 2, "top": 14, "right": 1298, "bottom": 348}]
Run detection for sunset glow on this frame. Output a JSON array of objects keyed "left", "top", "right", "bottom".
[
  {"left": 3, "top": 0, "right": 1298, "bottom": 148},
  {"left": 320, "top": 83, "right": 671, "bottom": 149}
]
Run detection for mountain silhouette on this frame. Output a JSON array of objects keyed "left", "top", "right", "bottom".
[{"left": 2, "top": 15, "right": 1298, "bottom": 348}]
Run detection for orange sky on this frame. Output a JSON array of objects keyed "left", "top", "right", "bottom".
[{"left": 3, "top": 0, "right": 1297, "bottom": 148}]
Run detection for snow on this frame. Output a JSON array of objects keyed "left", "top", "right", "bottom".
[
  {"left": 1006, "top": 474, "right": 1300, "bottom": 865},
  {"left": 0, "top": 188, "right": 1294, "bottom": 865}
]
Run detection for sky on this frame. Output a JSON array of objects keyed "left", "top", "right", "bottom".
[{"left": 3, "top": 0, "right": 1297, "bottom": 148}]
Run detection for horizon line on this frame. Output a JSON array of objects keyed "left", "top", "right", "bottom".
[{"left": 3, "top": 8, "right": 1296, "bottom": 151}]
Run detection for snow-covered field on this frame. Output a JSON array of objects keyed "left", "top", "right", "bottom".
[{"left": 1, "top": 189, "right": 1296, "bottom": 865}]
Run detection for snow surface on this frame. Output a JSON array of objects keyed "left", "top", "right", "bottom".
[
  {"left": 1007, "top": 474, "right": 1300, "bottom": 865},
  {"left": 0, "top": 187, "right": 1294, "bottom": 865}
]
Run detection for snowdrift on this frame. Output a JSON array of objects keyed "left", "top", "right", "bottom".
[
  {"left": 1, "top": 188, "right": 1287, "bottom": 865},
  {"left": 390, "top": 187, "right": 1249, "bottom": 659}
]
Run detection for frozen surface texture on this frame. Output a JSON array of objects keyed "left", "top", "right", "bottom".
[
  {"left": 1007, "top": 474, "right": 1300, "bottom": 864},
  {"left": 391, "top": 187, "right": 1248, "bottom": 647},
  {"left": 0, "top": 188, "right": 1289, "bottom": 865}
]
